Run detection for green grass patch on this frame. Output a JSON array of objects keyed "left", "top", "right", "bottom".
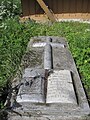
[{"left": 0, "top": 18, "right": 90, "bottom": 108}]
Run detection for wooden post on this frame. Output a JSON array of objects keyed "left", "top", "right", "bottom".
[{"left": 36, "top": 0, "right": 56, "bottom": 22}]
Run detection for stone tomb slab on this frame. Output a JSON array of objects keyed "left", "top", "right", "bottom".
[
  {"left": 46, "top": 70, "right": 77, "bottom": 104},
  {"left": 16, "top": 68, "right": 45, "bottom": 103},
  {"left": 8, "top": 36, "right": 90, "bottom": 120}
]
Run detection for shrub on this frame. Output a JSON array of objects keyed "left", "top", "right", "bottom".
[{"left": 0, "top": 0, "right": 21, "bottom": 21}]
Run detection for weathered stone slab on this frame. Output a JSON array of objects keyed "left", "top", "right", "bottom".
[
  {"left": 8, "top": 36, "right": 90, "bottom": 120},
  {"left": 16, "top": 68, "right": 45, "bottom": 103},
  {"left": 46, "top": 70, "right": 77, "bottom": 104},
  {"left": 23, "top": 68, "right": 41, "bottom": 78}
]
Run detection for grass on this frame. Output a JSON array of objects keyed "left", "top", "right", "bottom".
[{"left": 0, "top": 18, "right": 90, "bottom": 108}]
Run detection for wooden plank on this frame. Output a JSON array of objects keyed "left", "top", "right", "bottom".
[
  {"left": 87, "top": 0, "right": 90, "bottom": 13},
  {"left": 77, "top": 0, "right": 82, "bottom": 13},
  {"left": 22, "top": 0, "right": 30, "bottom": 16},
  {"left": 53, "top": 0, "right": 57, "bottom": 13},
  {"left": 82, "top": 0, "right": 88, "bottom": 13},
  {"left": 29, "top": 0, "right": 35, "bottom": 15},
  {"left": 58, "top": 0, "right": 63, "bottom": 14},
  {"left": 69, "top": 0, "right": 76, "bottom": 13},
  {"left": 36, "top": 0, "right": 56, "bottom": 22},
  {"left": 48, "top": 0, "right": 52, "bottom": 10},
  {"left": 63, "top": 0, "right": 70, "bottom": 13}
]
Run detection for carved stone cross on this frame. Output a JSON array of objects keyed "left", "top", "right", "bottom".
[{"left": 32, "top": 37, "right": 65, "bottom": 70}]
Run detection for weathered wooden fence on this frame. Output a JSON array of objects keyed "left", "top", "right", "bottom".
[{"left": 21, "top": 0, "right": 90, "bottom": 21}]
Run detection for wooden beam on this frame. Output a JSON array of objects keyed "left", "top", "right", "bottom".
[{"left": 36, "top": 0, "right": 56, "bottom": 22}]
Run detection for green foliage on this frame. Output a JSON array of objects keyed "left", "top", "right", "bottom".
[
  {"left": 0, "top": 19, "right": 34, "bottom": 87},
  {"left": 0, "top": 0, "right": 21, "bottom": 21}
]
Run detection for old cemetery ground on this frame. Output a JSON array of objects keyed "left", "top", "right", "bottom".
[{"left": 0, "top": 18, "right": 90, "bottom": 110}]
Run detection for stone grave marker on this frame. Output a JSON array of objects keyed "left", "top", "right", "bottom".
[
  {"left": 46, "top": 70, "right": 77, "bottom": 104},
  {"left": 8, "top": 36, "right": 90, "bottom": 120}
]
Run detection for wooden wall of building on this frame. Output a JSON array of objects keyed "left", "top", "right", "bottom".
[{"left": 21, "top": 0, "right": 90, "bottom": 20}]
